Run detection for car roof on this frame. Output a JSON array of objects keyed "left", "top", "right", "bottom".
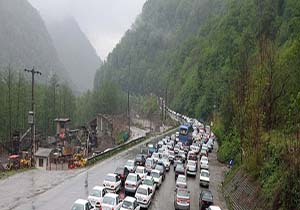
[
  {"left": 144, "top": 176, "right": 154, "bottom": 180},
  {"left": 177, "top": 175, "right": 186, "bottom": 179},
  {"left": 136, "top": 166, "right": 145, "bottom": 170},
  {"left": 126, "top": 159, "right": 134, "bottom": 162},
  {"left": 138, "top": 184, "right": 149, "bottom": 190},
  {"left": 209, "top": 206, "right": 222, "bottom": 210},
  {"left": 107, "top": 173, "right": 116, "bottom": 177},
  {"left": 93, "top": 186, "right": 105, "bottom": 191},
  {"left": 128, "top": 173, "right": 138, "bottom": 176},
  {"left": 151, "top": 169, "right": 160, "bottom": 173},
  {"left": 74, "top": 199, "right": 88, "bottom": 205},
  {"left": 105, "top": 193, "right": 119, "bottom": 198},
  {"left": 124, "top": 196, "right": 136, "bottom": 202}
]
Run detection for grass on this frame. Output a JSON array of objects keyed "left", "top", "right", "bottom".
[{"left": 0, "top": 167, "right": 34, "bottom": 180}]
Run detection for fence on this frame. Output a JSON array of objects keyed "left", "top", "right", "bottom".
[{"left": 87, "top": 127, "right": 178, "bottom": 166}]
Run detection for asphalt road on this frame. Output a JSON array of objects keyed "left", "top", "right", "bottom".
[
  {"left": 0, "top": 128, "right": 228, "bottom": 210},
  {"left": 150, "top": 142, "right": 228, "bottom": 210},
  {"left": 0, "top": 130, "right": 174, "bottom": 210}
]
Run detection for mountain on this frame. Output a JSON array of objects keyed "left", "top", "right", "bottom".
[
  {"left": 0, "top": 0, "right": 69, "bottom": 81},
  {"left": 44, "top": 17, "right": 101, "bottom": 91},
  {"left": 92, "top": 0, "right": 300, "bottom": 208}
]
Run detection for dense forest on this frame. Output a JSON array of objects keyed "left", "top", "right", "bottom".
[{"left": 94, "top": 0, "right": 300, "bottom": 209}]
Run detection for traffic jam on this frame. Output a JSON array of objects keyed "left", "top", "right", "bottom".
[{"left": 71, "top": 110, "right": 222, "bottom": 210}]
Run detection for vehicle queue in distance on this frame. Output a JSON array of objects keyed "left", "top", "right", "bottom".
[{"left": 71, "top": 110, "right": 222, "bottom": 210}]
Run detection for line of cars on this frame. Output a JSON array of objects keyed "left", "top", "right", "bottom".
[{"left": 70, "top": 111, "right": 222, "bottom": 210}]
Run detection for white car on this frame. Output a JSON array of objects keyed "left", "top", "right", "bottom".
[
  {"left": 186, "top": 160, "right": 197, "bottom": 176},
  {"left": 176, "top": 174, "right": 187, "bottom": 188},
  {"left": 135, "top": 166, "right": 147, "bottom": 180},
  {"left": 135, "top": 185, "right": 153, "bottom": 208},
  {"left": 142, "top": 176, "right": 156, "bottom": 195},
  {"left": 71, "top": 199, "right": 94, "bottom": 210},
  {"left": 101, "top": 193, "right": 122, "bottom": 210},
  {"left": 200, "top": 156, "right": 209, "bottom": 170},
  {"left": 150, "top": 169, "right": 162, "bottom": 188},
  {"left": 103, "top": 173, "right": 122, "bottom": 193},
  {"left": 162, "top": 157, "right": 170, "bottom": 171},
  {"left": 151, "top": 153, "right": 160, "bottom": 163},
  {"left": 125, "top": 160, "right": 137, "bottom": 173},
  {"left": 175, "top": 131, "right": 179, "bottom": 137},
  {"left": 190, "top": 145, "right": 200, "bottom": 154},
  {"left": 200, "top": 169, "right": 210, "bottom": 187},
  {"left": 207, "top": 206, "right": 222, "bottom": 210},
  {"left": 88, "top": 186, "right": 107, "bottom": 207},
  {"left": 120, "top": 196, "right": 140, "bottom": 210},
  {"left": 125, "top": 173, "right": 142, "bottom": 194}
]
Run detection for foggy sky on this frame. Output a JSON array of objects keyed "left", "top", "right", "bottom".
[{"left": 28, "top": 0, "right": 147, "bottom": 60}]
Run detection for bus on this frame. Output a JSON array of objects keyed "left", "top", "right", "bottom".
[{"left": 178, "top": 124, "right": 193, "bottom": 146}]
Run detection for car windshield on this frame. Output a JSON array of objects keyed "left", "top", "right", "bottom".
[
  {"left": 201, "top": 157, "right": 208, "bottom": 162},
  {"left": 126, "top": 161, "right": 134, "bottom": 166},
  {"left": 127, "top": 175, "right": 137, "bottom": 182},
  {"left": 136, "top": 168, "right": 144, "bottom": 173},
  {"left": 90, "top": 189, "right": 101, "bottom": 197},
  {"left": 177, "top": 189, "right": 189, "bottom": 197},
  {"left": 136, "top": 155, "right": 143, "bottom": 160},
  {"left": 122, "top": 200, "right": 133, "bottom": 208},
  {"left": 103, "top": 196, "right": 116, "bottom": 205},
  {"left": 151, "top": 171, "right": 160, "bottom": 178},
  {"left": 202, "top": 192, "right": 213, "bottom": 201},
  {"left": 187, "top": 162, "right": 195, "bottom": 167},
  {"left": 105, "top": 175, "right": 116, "bottom": 182},
  {"left": 177, "top": 176, "right": 186, "bottom": 183},
  {"left": 136, "top": 187, "right": 148, "bottom": 195},
  {"left": 71, "top": 203, "right": 84, "bottom": 210},
  {"left": 201, "top": 171, "right": 209, "bottom": 177},
  {"left": 155, "top": 165, "right": 163, "bottom": 170},
  {"left": 143, "top": 179, "right": 153, "bottom": 186},
  {"left": 176, "top": 164, "right": 184, "bottom": 170}
]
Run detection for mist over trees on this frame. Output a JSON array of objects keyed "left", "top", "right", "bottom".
[{"left": 93, "top": 0, "right": 300, "bottom": 208}]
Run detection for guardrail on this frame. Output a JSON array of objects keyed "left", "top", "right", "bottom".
[{"left": 86, "top": 127, "right": 178, "bottom": 166}]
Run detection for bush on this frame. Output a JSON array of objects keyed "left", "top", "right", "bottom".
[{"left": 217, "top": 129, "right": 241, "bottom": 164}]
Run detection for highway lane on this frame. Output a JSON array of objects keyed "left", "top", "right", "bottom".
[
  {"left": 149, "top": 142, "right": 228, "bottom": 210},
  {"left": 7, "top": 129, "right": 176, "bottom": 210},
  {"left": 2, "top": 126, "right": 227, "bottom": 210}
]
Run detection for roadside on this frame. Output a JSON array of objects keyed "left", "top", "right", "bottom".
[{"left": 0, "top": 127, "right": 177, "bottom": 210}]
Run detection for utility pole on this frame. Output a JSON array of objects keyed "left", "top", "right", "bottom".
[
  {"left": 164, "top": 86, "right": 168, "bottom": 121},
  {"left": 24, "top": 67, "right": 41, "bottom": 156}
]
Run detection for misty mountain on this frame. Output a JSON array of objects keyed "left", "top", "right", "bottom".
[
  {"left": 0, "top": 0, "right": 69, "bottom": 81},
  {"left": 44, "top": 17, "right": 101, "bottom": 91}
]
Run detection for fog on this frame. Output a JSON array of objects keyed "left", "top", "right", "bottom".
[{"left": 28, "top": 0, "right": 147, "bottom": 59}]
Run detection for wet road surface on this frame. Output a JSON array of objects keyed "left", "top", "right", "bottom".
[
  {"left": 0, "top": 130, "right": 174, "bottom": 210},
  {"left": 0, "top": 128, "right": 228, "bottom": 210}
]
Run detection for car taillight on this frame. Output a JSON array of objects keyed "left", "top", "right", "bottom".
[
  {"left": 125, "top": 183, "right": 128, "bottom": 186},
  {"left": 144, "top": 199, "right": 147, "bottom": 202},
  {"left": 186, "top": 199, "right": 190, "bottom": 203},
  {"left": 111, "top": 185, "right": 114, "bottom": 188},
  {"left": 132, "top": 184, "right": 136, "bottom": 187}
]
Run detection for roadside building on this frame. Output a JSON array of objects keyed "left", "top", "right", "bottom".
[{"left": 34, "top": 147, "right": 53, "bottom": 170}]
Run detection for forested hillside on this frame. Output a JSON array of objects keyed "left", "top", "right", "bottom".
[
  {"left": 94, "top": 0, "right": 300, "bottom": 209},
  {"left": 0, "top": 0, "right": 69, "bottom": 81},
  {"left": 44, "top": 17, "right": 102, "bottom": 91}
]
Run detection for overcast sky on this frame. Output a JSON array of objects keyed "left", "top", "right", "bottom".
[{"left": 28, "top": 0, "right": 147, "bottom": 60}]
